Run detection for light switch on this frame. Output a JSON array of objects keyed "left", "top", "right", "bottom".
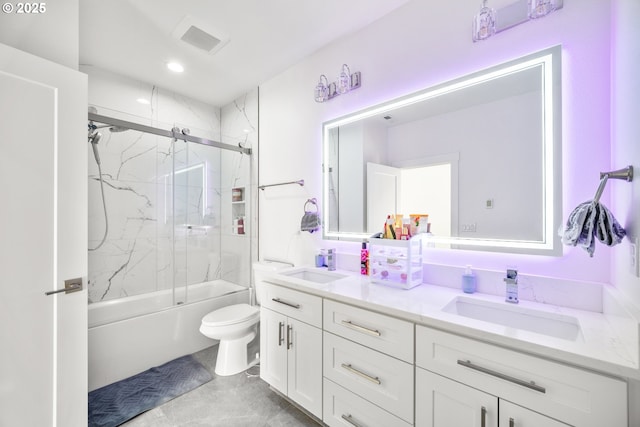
[{"left": 631, "top": 237, "right": 639, "bottom": 277}]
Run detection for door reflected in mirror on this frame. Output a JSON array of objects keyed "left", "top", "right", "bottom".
[{"left": 322, "top": 46, "right": 562, "bottom": 255}]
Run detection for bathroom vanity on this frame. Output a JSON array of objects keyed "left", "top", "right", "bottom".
[{"left": 258, "top": 267, "right": 638, "bottom": 427}]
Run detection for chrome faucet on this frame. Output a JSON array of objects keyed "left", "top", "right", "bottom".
[{"left": 504, "top": 268, "right": 519, "bottom": 304}]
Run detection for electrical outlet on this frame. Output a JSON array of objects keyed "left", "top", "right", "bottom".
[
  {"left": 631, "top": 238, "right": 639, "bottom": 277},
  {"left": 462, "top": 223, "right": 477, "bottom": 232}
]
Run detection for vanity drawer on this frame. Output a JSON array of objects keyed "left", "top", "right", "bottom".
[
  {"left": 323, "top": 332, "right": 414, "bottom": 423},
  {"left": 323, "top": 378, "right": 412, "bottom": 427},
  {"left": 324, "top": 299, "right": 414, "bottom": 363},
  {"left": 260, "top": 282, "right": 322, "bottom": 327},
  {"left": 415, "top": 326, "right": 627, "bottom": 427}
]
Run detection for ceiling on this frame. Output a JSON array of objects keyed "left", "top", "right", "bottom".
[{"left": 80, "top": 0, "right": 411, "bottom": 107}]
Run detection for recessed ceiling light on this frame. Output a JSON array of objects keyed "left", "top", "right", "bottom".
[
  {"left": 137, "top": 98, "right": 150, "bottom": 105},
  {"left": 167, "top": 62, "right": 184, "bottom": 73}
]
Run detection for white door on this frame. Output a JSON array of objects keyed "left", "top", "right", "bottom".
[
  {"left": 287, "top": 318, "right": 322, "bottom": 419},
  {"left": 416, "top": 368, "right": 498, "bottom": 427},
  {"left": 500, "top": 400, "right": 572, "bottom": 427},
  {"left": 260, "top": 308, "right": 288, "bottom": 395},
  {"left": 367, "top": 162, "right": 402, "bottom": 234},
  {"left": 0, "top": 43, "right": 87, "bottom": 426}
]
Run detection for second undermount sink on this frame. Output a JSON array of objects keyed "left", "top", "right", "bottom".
[
  {"left": 280, "top": 268, "right": 347, "bottom": 284},
  {"left": 442, "top": 296, "right": 582, "bottom": 341}
]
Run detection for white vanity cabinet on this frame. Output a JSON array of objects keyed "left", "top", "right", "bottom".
[
  {"left": 259, "top": 283, "right": 323, "bottom": 419},
  {"left": 322, "top": 300, "right": 415, "bottom": 426},
  {"left": 415, "top": 326, "right": 627, "bottom": 427},
  {"left": 416, "top": 368, "right": 569, "bottom": 426}
]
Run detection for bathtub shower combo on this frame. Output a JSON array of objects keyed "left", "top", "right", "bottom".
[{"left": 87, "top": 109, "right": 254, "bottom": 391}]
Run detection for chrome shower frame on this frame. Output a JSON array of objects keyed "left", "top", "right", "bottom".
[{"left": 88, "top": 112, "right": 252, "bottom": 154}]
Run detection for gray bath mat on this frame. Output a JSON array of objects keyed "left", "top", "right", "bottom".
[{"left": 88, "top": 354, "right": 212, "bottom": 427}]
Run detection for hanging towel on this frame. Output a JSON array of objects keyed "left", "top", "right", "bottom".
[
  {"left": 560, "top": 177, "right": 626, "bottom": 257},
  {"left": 301, "top": 198, "right": 321, "bottom": 233}
]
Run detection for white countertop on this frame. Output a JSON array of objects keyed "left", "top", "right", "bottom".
[{"left": 263, "top": 266, "right": 640, "bottom": 380}]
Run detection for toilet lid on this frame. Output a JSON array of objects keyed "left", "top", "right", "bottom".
[{"left": 202, "top": 304, "right": 259, "bottom": 326}]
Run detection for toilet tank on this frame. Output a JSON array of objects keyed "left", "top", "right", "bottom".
[{"left": 253, "top": 261, "right": 292, "bottom": 305}]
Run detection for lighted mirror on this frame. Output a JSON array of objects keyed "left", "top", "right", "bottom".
[{"left": 322, "top": 46, "right": 562, "bottom": 255}]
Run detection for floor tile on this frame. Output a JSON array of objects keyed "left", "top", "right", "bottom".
[{"left": 121, "top": 345, "right": 321, "bottom": 427}]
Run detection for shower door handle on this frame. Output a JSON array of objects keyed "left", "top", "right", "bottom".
[{"left": 45, "top": 278, "right": 82, "bottom": 296}]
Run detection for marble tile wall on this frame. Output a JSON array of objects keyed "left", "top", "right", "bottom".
[
  {"left": 221, "top": 89, "right": 259, "bottom": 288},
  {"left": 85, "top": 66, "right": 256, "bottom": 303}
]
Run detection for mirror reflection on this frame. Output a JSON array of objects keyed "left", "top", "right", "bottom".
[{"left": 322, "top": 46, "right": 561, "bottom": 254}]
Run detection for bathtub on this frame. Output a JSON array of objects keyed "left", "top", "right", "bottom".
[{"left": 88, "top": 280, "right": 249, "bottom": 391}]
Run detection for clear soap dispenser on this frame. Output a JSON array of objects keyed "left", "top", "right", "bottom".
[{"left": 462, "top": 265, "right": 477, "bottom": 294}]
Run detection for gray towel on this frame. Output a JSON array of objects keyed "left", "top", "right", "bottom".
[
  {"left": 561, "top": 200, "right": 625, "bottom": 257},
  {"left": 301, "top": 211, "right": 321, "bottom": 233}
]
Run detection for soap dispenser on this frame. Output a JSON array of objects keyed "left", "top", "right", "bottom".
[{"left": 462, "top": 265, "right": 476, "bottom": 294}]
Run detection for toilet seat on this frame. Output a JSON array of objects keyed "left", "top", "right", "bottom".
[{"left": 201, "top": 303, "right": 259, "bottom": 327}]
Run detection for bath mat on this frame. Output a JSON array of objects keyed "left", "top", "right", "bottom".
[{"left": 88, "top": 354, "right": 212, "bottom": 427}]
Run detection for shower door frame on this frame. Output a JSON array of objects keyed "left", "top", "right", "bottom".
[
  {"left": 88, "top": 112, "right": 252, "bottom": 155},
  {"left": 88, "top": 112, "right": 253, "bottom": 309}
]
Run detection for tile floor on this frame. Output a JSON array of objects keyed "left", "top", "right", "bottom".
[{"left": 121, "top": 345, "right": 321, "bottom": 427}]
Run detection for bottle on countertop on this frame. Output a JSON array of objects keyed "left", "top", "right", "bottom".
[
  {"left": 360, "top": 242, "right": 369, "bottom": 275},
  {"left": 462, "top": 265, "right": 477, "bottom": 294}
]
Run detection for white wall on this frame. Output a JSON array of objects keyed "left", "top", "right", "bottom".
[
  {"left": 0, "top": 0, "right": 78, "bottom": 69},
  {"left": 259, "top": 0, "right": 614, "bottom": 284},
  {"left": 611, "top": 0, "right": 640, "bottom": 311}
]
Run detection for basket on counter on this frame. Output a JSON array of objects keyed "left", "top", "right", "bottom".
[{"left": 369, "top": 234, "right": 423, "bottom": 289}]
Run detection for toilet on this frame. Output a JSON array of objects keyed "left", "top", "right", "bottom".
[{"left": 199, "top": 261, "right": 291, "bottom": 376}]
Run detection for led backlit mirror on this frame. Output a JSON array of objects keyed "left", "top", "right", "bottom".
[{"left": 322, "top": 46, "right": 562, "bottom": 255}]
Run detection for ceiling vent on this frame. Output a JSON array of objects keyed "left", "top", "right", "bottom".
[{"left": 172, "top": 16, "right": 230, "bottom": 55}]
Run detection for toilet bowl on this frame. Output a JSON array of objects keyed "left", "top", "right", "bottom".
[{"left": 199, "top": 261, "right": 291, "bottom": 376}]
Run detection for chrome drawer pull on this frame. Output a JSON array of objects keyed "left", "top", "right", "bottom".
[
  {"left": 457, "top": 359, "right": 546, "bottom": 394},
  {"left": 341, "top": 363, "right": 381, "bottom": 385},
  {"left": 481, "top": 406, "right": 487, "bottom": 427},
  {"left": 509, "top": 417, "right": 515, "bottom": 427},
  {"left": 341, "top": 414, "right": 364, "bottom": 427},
  {"left": 271, "top": 297, "right": 301, "bottom": 309},
  {"left": 287, "top": 324, "right": 293, "bottom": 349},
  {"left": 341, "top": 320, "right": 381, "bottom": 337},
  {"left": 278, "top": 321, "right": 284, "bottom": 346}
]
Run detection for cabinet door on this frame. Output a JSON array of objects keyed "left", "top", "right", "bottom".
[
  {"left": 260, "top": 308, "right": 288, "bottom": 395},
  {"left": 288, "top": 318, "right": 323, "bottom": 419},
  {"left": 416, "top": 368, "right": 498, "bottom": 427},
  {"left": 500, "top": 400, "right": 572, "bottom": 427}
]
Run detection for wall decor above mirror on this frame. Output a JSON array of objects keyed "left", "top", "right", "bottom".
[{"left": 322, "top": 45, "right": 562, "bottom": 255}]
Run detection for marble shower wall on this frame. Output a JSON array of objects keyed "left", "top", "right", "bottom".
[
  {"left": 221, "top": 89, "right": 259, "bottom": 287},
  {"left": 84, "top": 66, "right": 255, "bottom": 303}
]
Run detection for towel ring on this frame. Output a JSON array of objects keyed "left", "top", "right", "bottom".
[{"left": 304, "top": 198, "right": 319, "bottom": 213}]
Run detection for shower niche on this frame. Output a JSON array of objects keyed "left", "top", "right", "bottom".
[{"left": 231, "top": 187, "right": 246, "bottom": 235}]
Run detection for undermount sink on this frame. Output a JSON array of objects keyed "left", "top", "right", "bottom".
[
  {"left": 280, "top": 268, "right": 347, "bottom": 284},
  {"left": 442, "top": 296, "right": 582, "bottom": 341}
]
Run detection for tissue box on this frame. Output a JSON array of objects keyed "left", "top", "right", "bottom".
[{"left": 369, "top": 235, "right": 423, "bottom": 289}]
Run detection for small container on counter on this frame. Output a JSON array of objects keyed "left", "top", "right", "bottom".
[
  {"left": 327, "top": 248, "right": 336, "bottom": 271},
  {"left": 462, "top": 265, "right": 477, "bottom": 294}
]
